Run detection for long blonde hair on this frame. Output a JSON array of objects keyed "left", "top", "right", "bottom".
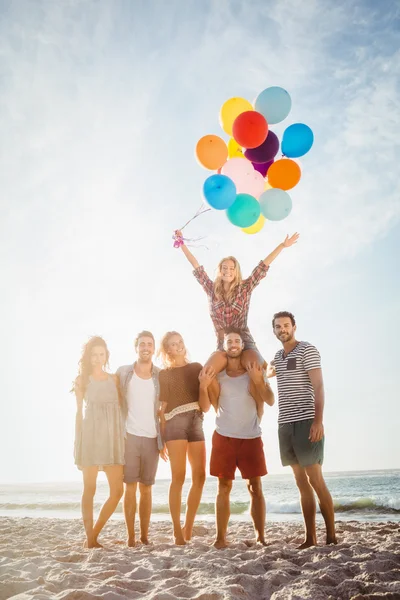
[
  {"left": 214, "top": 256, "right": 243, "bottom": 302},
  {"left": 158, "top": 331, "right": 189, "bottom": 369}
]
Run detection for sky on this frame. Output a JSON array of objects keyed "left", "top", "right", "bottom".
[{"left": 0, "top": 0, "right": 399, "bottom": 483}]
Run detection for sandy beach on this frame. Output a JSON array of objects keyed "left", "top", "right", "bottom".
[{"left": 1, "top": 517, "right": 399, "bottom": 600}]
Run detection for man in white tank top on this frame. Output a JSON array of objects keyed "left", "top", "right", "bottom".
[
  {"left": 116, "top": 331, "right": 166, "bottom": 546},
  {"left": 199, "top": 327, "right": 274, "bottom": 548}
]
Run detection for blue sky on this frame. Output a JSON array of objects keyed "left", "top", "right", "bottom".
[{"left": 0, "top": 0, "right": 399, "bottom": 482}]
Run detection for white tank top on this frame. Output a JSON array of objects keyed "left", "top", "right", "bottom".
[
  {"left": 216, "top": 371, "right": 261, "bottom": 439},
  {"left": 126, "top": 372, "right": 157, "bottom": 438}
]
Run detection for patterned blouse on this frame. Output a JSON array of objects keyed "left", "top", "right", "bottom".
[{"left": 193, "top": 261, "right": 269, "bottom": 346}]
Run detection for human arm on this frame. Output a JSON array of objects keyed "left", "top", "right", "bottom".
[
  {"left": 303, "top": 344, "right": 324, "bottom": 442},
  {"left": 74, "top": 376, "right": 84, "bottom": 412},
  {"left": 199, "top": 366, "right": 220, "bottom": 412},
  {"left": 246, "top": 363, "right": 275, "bottom": 406},
  {"left": 308, "top": 368, "right": 324, "bottom": 442},
  {"left": 175, "top": 230, "right": 200, "bottom": 269},
  {"left": 266, "top": 359, "right": 276, "bottom": 378},
  {"left": 262, "top": 233, "right": 299, "bottom": 267}
]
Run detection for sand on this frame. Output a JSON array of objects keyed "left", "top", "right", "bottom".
[{"left": 0, "top": 517, "right": 399, "bottom": 600}]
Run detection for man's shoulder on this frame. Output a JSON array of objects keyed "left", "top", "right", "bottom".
[
  {"left": 116, "top": 364, "right": 133, "bottom": 376},
  {"left": 298, "top": 341, "right": 319, "bottom": 353}
]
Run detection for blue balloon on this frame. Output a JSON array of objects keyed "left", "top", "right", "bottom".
[
  {"left": 281, "top": 123, "right": 314, "bottom": 158},
  {"left": 255, "top": 87, "right": 292, "bottom": 125},
  {"left": 259, "top": 189, "right": 292, "bottom": 221},
  {"left": 203, "top": 174, "right": 236, "bottom": 210},
  {"left": 226, "top": 193, "right": 260, "bottom": 227}
]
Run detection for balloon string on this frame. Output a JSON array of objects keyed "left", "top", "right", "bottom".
[{"left": 180, "top": 203, "right": 211, "bottom": 231}]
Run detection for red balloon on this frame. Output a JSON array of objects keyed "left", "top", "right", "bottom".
[{"left": 232, "top": 111, "right": 268, "bottom": 149}]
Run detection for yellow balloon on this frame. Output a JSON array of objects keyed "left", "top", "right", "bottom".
[
  {"left": 220, "top": 97, "right": 253, "bottom": 136},
  {"left": 242, "top": 214, "right": 266, "bottom": 234},
  {"left": 228, "top": 138, "right": 244, "bottom": 159},
  {"left": 264, "top": 181, "right": 272, "bottom": 191}
]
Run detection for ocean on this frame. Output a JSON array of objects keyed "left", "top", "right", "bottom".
[{"left": 1, "top": 470, "right": 399, "bottom": 523}]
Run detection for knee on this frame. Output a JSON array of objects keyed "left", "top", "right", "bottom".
[
  {"left": 83, "top": 484, "right": 96, "bottom": 499},
  {"left": 171, "top": 472, "right": 186, "bottom": 487},
  {"left": 139, "top": 483, "right": 152, "bottom": 496},
  {"left": 218, "top": 480, "right": 232, "bottom": 495},
  {"left": 307, "top": 473, "right": 324, "bottom": 492},
  {"left": 111, "top": 484, "right": 124, "bottom": 502},
  {"left": 247, "top": 480, "right": 263, "bottom": 498},
  {"left": 193, "top": 470, "right": 206, "bottom": 487},
  {"left": 294, "top": 472, "right": 311, "bottom": 492}
]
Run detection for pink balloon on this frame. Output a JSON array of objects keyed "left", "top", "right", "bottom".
[
  {"left": 221, "top": 158, "right": 255, "bottom": 187},
  {"left": 235, "top": 169, "right": 265, "bottom": 198}
]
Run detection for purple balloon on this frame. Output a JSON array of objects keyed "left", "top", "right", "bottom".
[
  {"left": 244, "top": 131, "right": 279, "bottom": 164},
  {"left": 252, "top": 160, "right": 274, "bottom": 177}
]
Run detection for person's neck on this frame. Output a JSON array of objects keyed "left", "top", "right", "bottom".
[
  {"left": 134, "top": 359, "right": 153, "bottom": 375},
  {"left": 223, "top": 281, "right": 230, "bottom": 293},
  {"left": 91, "top": 367, "right": 105, "bottom": 379},
  {"left": 171, "top": 356, "right": 187, "bottom": 368},
  {"left": 282, "top": 338, "right": 299, "bottom": 355},
  {"left": 226, "top": 356, "right": 245, "bottom": 374}
]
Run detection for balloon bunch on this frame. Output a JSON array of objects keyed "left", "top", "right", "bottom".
[{"left": 195, "top": 87, "right": 314, "bottom": 234}]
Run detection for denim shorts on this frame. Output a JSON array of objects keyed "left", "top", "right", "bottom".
[{"left": 164, "top": 410, "right": 205, "bottom": 443}]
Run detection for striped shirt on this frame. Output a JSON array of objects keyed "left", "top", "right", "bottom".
[{"left": 274, "top": 341, "right": 321, "bottom": 424}]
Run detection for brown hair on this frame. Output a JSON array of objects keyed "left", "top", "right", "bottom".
[
  {"left": 214, "top": 256, "right": 242, "bottom": 302},
  {"left": 158, "top": 331, "right": 189, "bottom": 369},
  {"left": 134, "top": 330, "right": 155, "bottom": 350},
  {"left": 72, "top": 336, "right": 110, "bottom": 394},
  {"left": 272, "top": 311, "right": 296, "bottom": 327}
]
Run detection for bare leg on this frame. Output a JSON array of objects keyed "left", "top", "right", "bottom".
[
  {"left": 246, "top": 477, "right": 266, "bottom": 545},
  {"left": 241, "top": 349, "right": 267, "bottom": 420},
  {"left": 92, "top": 465, "right": 124, "bottom": 544},
  {"left": 305, "top": 464, "right": 337, "bottom": 545},
  {"left": 183, "top": 441, "right": 206, "bottom": 541},
  {"left": 214, "top": 478, "right": 232, "bottom": 549},
  {"left": 291, "top": 464, "right": 317, "bottom": 548},
  {"left": 167, "top": 440, "right": 188, "bottom": 545},
  {"left": 81, "top": 466, "right": 99, "bottom": 548},
  {"left": 124, "top": 482, "right": 137, "bottom": 547},
  {"left": 138, "top": 483, "right": 152, "bottom": 544},
  {"left": 205, "top": 350, "right": 228, "bottom": 374}
]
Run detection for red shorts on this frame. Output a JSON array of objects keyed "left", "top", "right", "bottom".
[{"left": 210, "top": 431, "right": 267, "bottom": 480}]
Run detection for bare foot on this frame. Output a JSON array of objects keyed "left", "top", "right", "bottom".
[
  {"left": 326, "top": 536, "right": 338, "bottom": 545},
  {"left": 256, "top": 539, "right": 268, "bottom": 547},
  {"left": 213, "top": 538, "right": 229, "bottom": 549},
  {"left": 126, "top": 537, "right": 136, "bottom": 548},
  {"left": 84, "top": 539, "right": 103, "bottom": 549},
  {"left": 297, "top": 539, "right": 317, "bottom": 549},
  {"left": 174, "top": 535, "right": 187, "bottom": 546},
  {"left": 182, "top": 525, "right": 192, "bottom": 542},
  {"left": 140, "top": 537, "right": 151, "bottom": 545}
]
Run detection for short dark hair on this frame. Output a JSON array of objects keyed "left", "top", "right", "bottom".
[
  {"left": 223, "top": 326, "right": 244, "bottom": 339},
  {"left": 134, "top": 330, "right": 155, "bottom": 350},
  {"left": 272, "top": 312, "right": 296, "bottom": 328}
]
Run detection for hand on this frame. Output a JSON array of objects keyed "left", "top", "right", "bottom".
[
  {"left": 266, "top": 360, "right": 276, "bottom": 378},
  {"left": 282, "top": 232, "right": 300, "bottom": 248},
  {"left": 309, "top": 421, "right": 324, "bottom": 443},
  {"left": 175, "top": 229, "right": 183, "bottom": 238},
  {"left": 159, "top": 444, "right": 169, "bottom": 462},
  {"left": 246, "top": 362, "right": 264, "bottom": 384},
  {"left": 199, "top": 366, "right": 216, "bottom": 389}
]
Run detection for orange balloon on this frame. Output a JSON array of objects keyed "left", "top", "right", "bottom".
[
  {"left": 267, "top": 158, "right": 301, "bottom": 191},
  {"left": 196, "top": 135, "right": 228, "bottom": 170}
]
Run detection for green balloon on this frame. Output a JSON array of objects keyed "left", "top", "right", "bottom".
[
  {"left": 226, "top": 193, "right": 261, "bottom": 227},
  {"left": 260, "top": 188, "right": 292, "bottom": 221}
]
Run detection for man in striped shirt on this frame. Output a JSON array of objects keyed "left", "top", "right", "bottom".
[{"left": 269, "top": 311, "right": 337, "bottom": 548}]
